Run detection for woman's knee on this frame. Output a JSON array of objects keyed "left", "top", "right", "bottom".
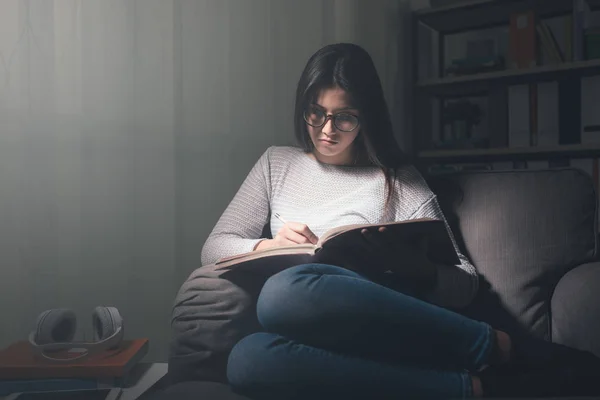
[
  {"left": 256, "top": 263, "right": 359, "bottom": 332},
  {"left": 257, "top": 264, "right": 313, "bottom": 329},
  {"left": 226, "top": 332, "right": 286, "bottom": 390}
]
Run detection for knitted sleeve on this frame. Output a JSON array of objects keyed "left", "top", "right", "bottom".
[{"left": 200, "top": 147, "right": 272, "bottom": 266}]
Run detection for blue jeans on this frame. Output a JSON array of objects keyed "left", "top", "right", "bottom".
[{"left": 226, "top": 264, "right": 494, "bottom": 400}]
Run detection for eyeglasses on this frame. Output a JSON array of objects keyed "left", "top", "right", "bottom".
[{"left": 303, "top": 107, "right": 360, "bottom": 132}]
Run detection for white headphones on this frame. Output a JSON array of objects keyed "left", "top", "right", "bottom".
[{"left": 28, "top": 306, "right": 124, "bottom": 363}]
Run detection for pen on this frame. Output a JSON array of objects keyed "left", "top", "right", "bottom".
[
  {"left": 274, "top": 212, "right": 287, "bottom": 224},
  {"left": 274, "top": 212, "right": 318, "bottom": 244}
]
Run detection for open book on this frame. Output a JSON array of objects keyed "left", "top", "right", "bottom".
[{"left": 214, "top": 218, "right": 460, "bottom": 277}]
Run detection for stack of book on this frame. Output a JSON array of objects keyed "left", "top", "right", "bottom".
[{"left": 0, "top": 338, "right": 149, "bottom": 397}]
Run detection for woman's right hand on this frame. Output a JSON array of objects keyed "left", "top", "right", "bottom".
[{"left": 255, "top": 222, "right": 319, "bottom": 250}]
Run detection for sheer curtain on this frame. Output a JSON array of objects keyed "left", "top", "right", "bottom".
[
  {"left": 0, "top": 0, "right": 177, "bottom": 360},
  {"left": 0, "top": 0, "right": 408, "bottom": 361}
]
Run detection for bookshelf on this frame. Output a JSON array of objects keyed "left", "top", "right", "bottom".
[
  {"left": 415, "top": 0, "right": 599, "bottom": 33},
  {"left": 411, "top": 0, "right": 600, "bottom": 173}
]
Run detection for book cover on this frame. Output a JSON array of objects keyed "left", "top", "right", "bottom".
[
  {"left": 510, "top": 11, "right": 536, "bottom": 69},
  {"left": 0, "top": 376, "right": 120, "bottom": 396},
  {"left": 581, "top": 75, "right": 600, "bottom": 144},
  {"left": 565, "top": 14, "right": 573, "bottom": 61},
  {"left": 573, "top": 0, "right": 591, "bottom": 61}
]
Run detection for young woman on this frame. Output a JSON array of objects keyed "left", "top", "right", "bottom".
[{"left": 201, "top": 43, "right": 600, "bottom": 399}]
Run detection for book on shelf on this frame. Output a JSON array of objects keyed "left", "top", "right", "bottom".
[
  {"left": 565, "top": 14, "right": 573, "bottom": 62},
  {"left": 581, "top": 75, "right": 600, "bottom": 144},
  {"left": 213, "top": 218, "right": 460, "bottom": 277},
  {"left": 585, "top": 27, "right": 600, "bottom": 60},
  {"left": 509, "top": 10, "right": 536, "bottom": 69},
  {"left": 0, "top": 338, "right": 149, "bottom": 380},
  {"left": 573, "top": 0, "right": 591, "bottom": 61},
  {"left": 537, "top": 21, "right": 564, "bottom": 63}
]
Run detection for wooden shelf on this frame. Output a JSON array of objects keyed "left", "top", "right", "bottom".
[
  {"left": 418, "top": 144, "right": 600, "bottom": 163},
  {"left": 416, "top": 0, "right": 600, "bottom": 34},
  {"left": 417, "top": 58, "right": 600, "bottom": 95},
  {"left": 411, "top": 1, "right": 600, "bottom": 164}
]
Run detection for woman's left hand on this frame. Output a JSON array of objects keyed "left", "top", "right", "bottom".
[{"left": 330, "top": 226, "right": 437, "bottom": 285}]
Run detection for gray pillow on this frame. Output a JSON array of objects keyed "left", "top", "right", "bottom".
[{"left": 168, "top": 263, "right": 265, "bottom": 384}]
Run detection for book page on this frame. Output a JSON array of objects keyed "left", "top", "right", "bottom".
[
  {"left": 218, "top": 252, "right": 315, "bottom": 277},
  {"left": 215, "top": 243, "right": 317, "bottom": 268},
  {"left": 318, "top": 217, "right": 437, "bottom": 244}
]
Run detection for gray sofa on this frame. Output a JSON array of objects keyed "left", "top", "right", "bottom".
[{"left": 157, "top": 167, "right": 600, "bottom": 399}]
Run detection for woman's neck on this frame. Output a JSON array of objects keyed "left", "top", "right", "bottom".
[{"left": 310, "top": 147, "right": 360, "bottom": 167}]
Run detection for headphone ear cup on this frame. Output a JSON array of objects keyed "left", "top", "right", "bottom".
[
  {"left": 34, "top": 309, "right": 77, "bottom": 345},
  {"left": 92, "top": 306, "right": 123, "bottom": 344}
]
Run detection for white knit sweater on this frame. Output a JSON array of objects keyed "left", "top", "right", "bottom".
[{"left": 201, "top": 146, "right": 479, "bottom": 308}]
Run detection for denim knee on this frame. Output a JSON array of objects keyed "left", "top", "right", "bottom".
[
  {"left": 226, "top": 332, "right": 282, "bottom": 390},
  {"left": 256, "top": 263, "right": 333, "bottom": 332}
]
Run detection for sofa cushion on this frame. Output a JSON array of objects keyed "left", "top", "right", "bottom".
[{"left": 427, "top": 168, "right": 598, "bottom": 340}]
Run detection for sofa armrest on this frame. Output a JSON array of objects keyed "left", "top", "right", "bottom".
[{"left": 551, "top": 261, "right": 600, "bottom": 356}]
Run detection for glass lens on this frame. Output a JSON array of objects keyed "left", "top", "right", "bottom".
[
  {"left": 334, "top": 113, "right": 358, "bottom": 131},
  {"left": 304, "top": 108, "right": 325, "bottom": 126}
]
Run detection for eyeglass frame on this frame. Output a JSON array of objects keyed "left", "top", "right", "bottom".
[{"left": 303, "top": 107, "right": 361, "bottom": 132}]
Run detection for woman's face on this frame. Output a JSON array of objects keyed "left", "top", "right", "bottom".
[{"left": 305, "top": 86, "right": 361, "bottom": 166}]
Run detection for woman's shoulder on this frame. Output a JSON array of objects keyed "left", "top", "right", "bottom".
[
  {"left": 266, "top": 145, "right": 306, "bottom": 158},
  {"left": 391, "top": 164, "right": 435, "bottom": 202},
  {"left": 259, "top": 145, "right": 307, "bottom": 167},
  {"left": 392, "top": 164, "right": 428, "bottom": 185}
]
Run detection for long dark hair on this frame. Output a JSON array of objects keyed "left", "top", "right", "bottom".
[{"left": 293, "top": 43, "right": 410, "bottom": 208}]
